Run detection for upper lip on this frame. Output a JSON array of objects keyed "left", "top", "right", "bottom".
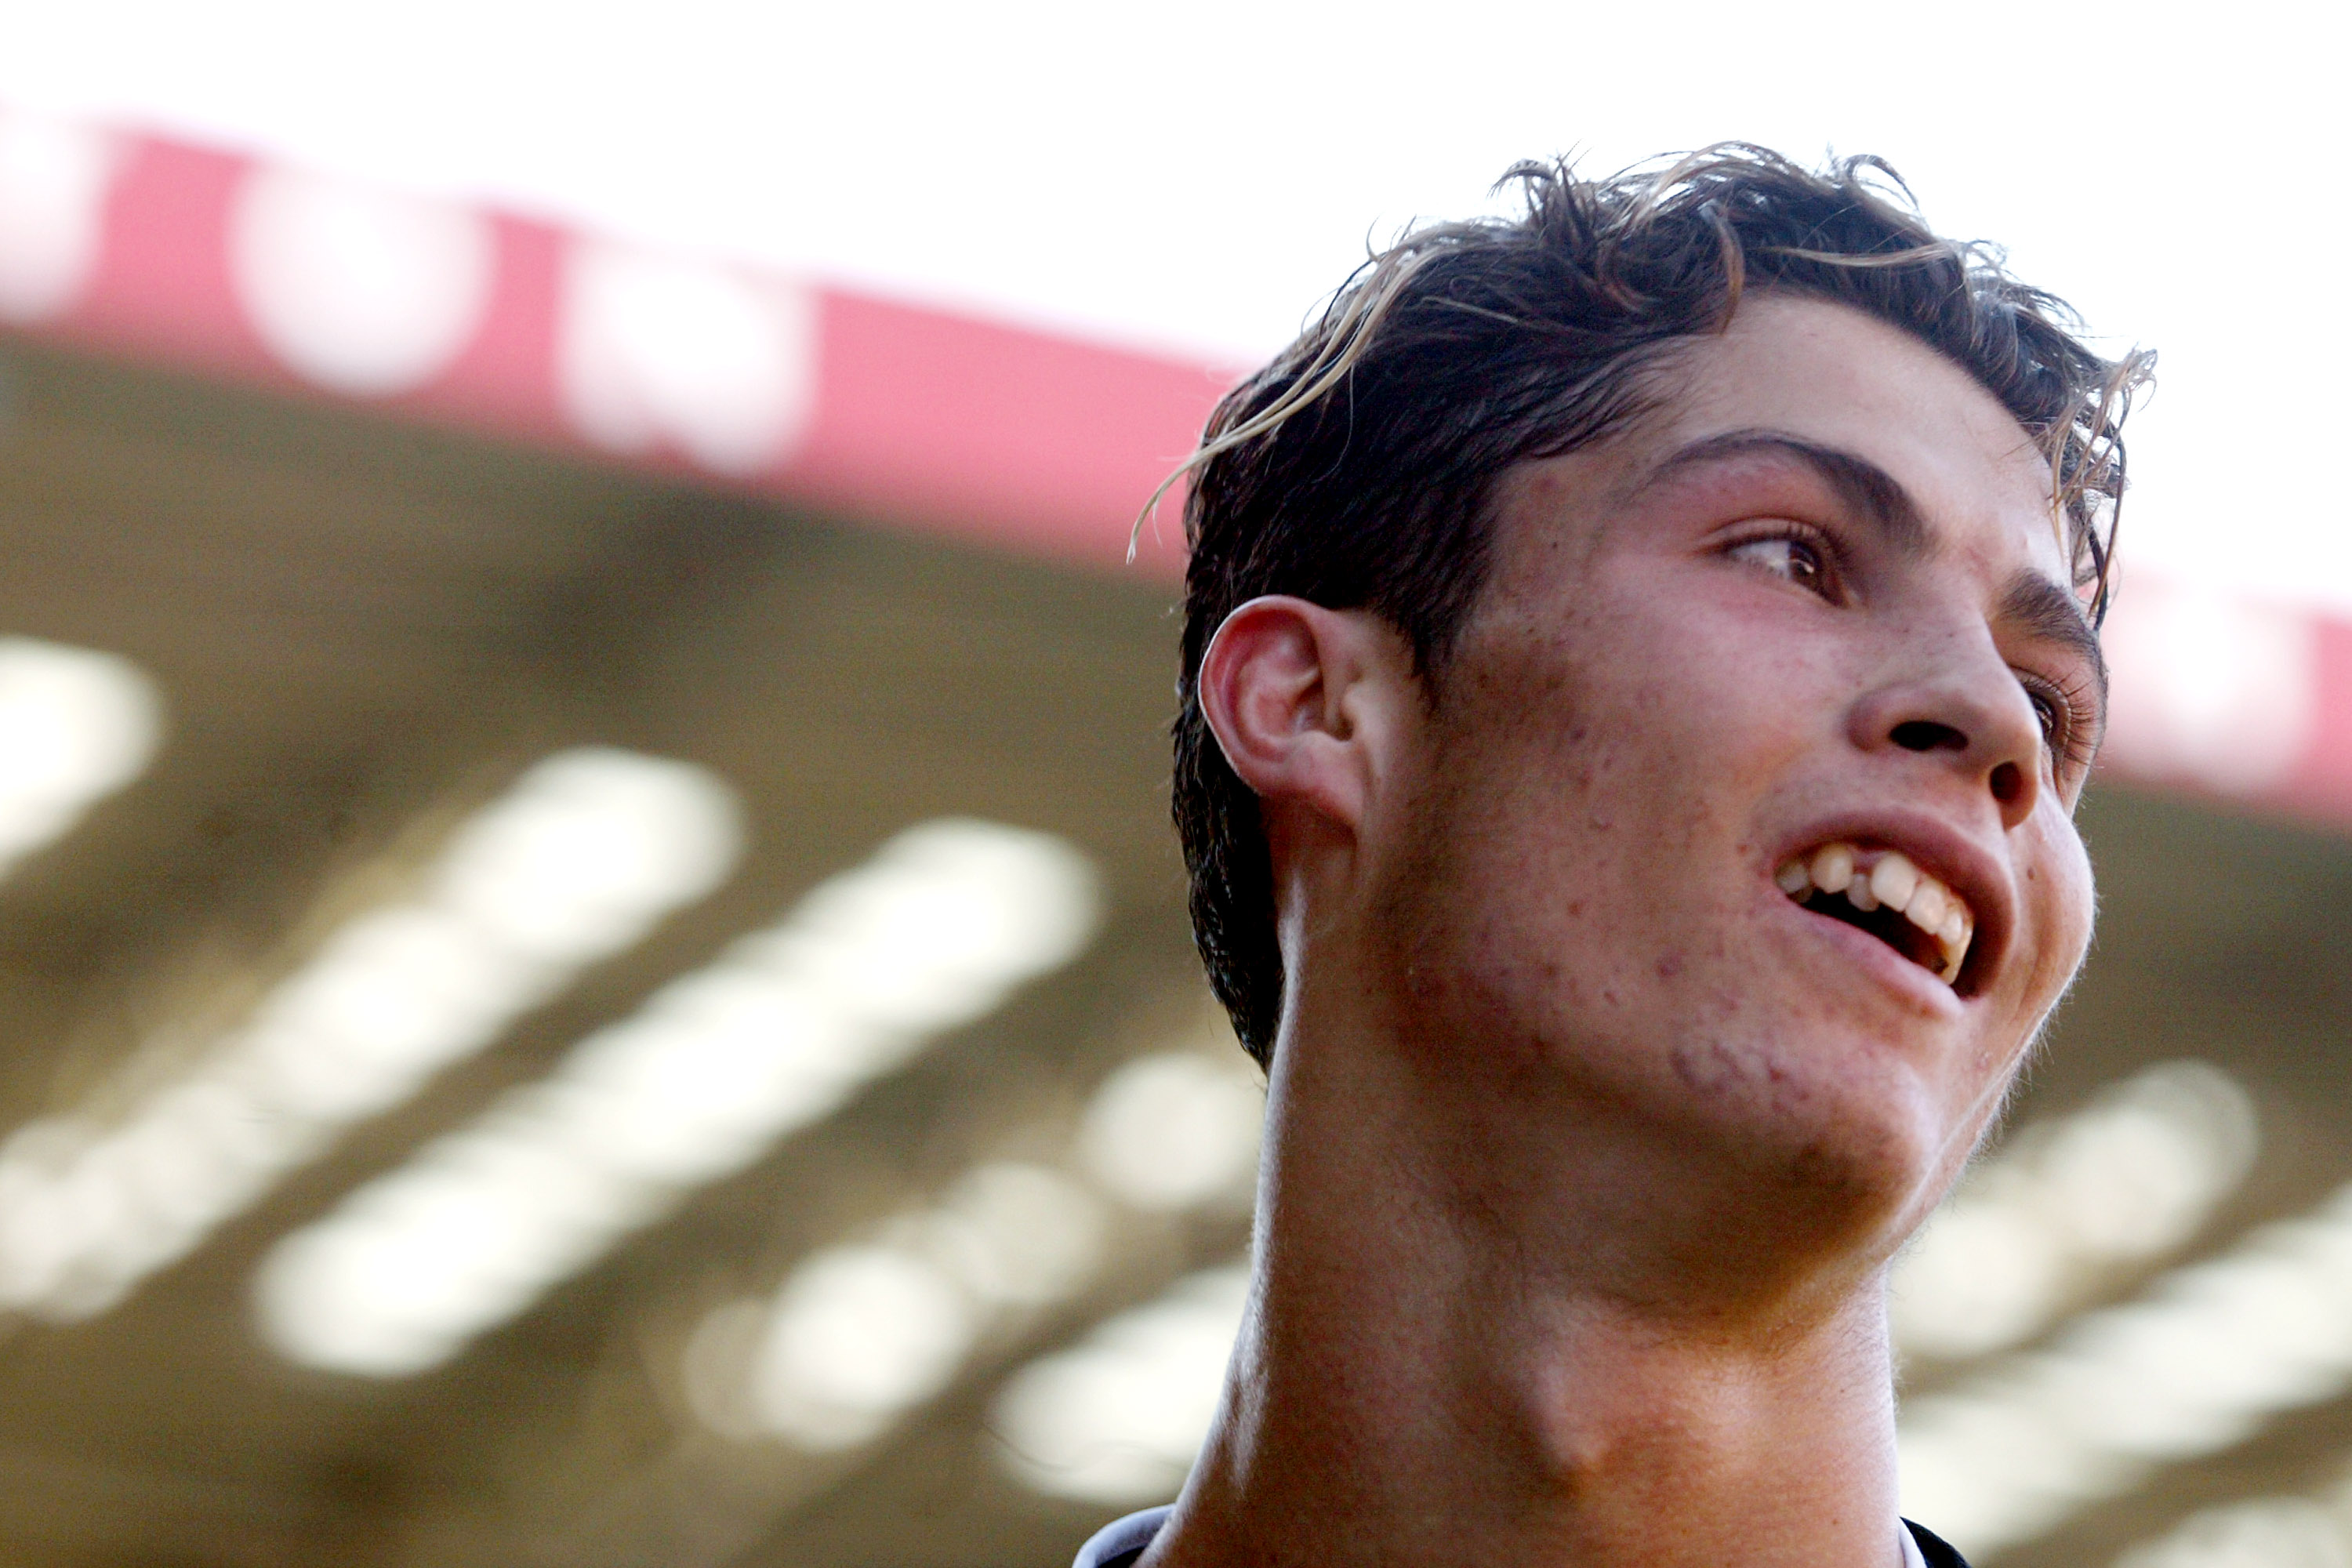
[{"left": 1772, "top": 808, "right": 2015, "bottom": 995}]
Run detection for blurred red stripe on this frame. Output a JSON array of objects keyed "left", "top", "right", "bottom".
[{"left": 9, "top": 117, "right": 2351, "bottom": 827}]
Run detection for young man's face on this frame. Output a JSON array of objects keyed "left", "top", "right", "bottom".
[{"left": 1376, "top": 293, "right": 2099, "bottom": 1252}]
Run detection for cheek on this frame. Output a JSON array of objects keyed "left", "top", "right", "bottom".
[
  {"left": 1400, "top": 626, "right": 1785, "bottom": 1009},
  {"left": 2018, "top": 815, "right": 2096, "bottom": 1010},
  {"left": 1421, "top": 582, "right": 1842, "bottom": 935},
  {"left": 1468, "top": 588, "right": 1806, "bottom": 776}
]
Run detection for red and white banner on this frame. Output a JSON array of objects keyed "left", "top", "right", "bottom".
[
  {"left": 0, "top": 108, "right": 2343, "bottom": 830},
  {"left": 0, "top": 108, "right": 1222, "bottom": 577}
]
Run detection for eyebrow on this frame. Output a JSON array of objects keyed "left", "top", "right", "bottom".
[
  {"left": 1650, "top": 427, "right": 2107, "bottom": 695},
  {"left": 1644, "top": 429, "right": 1930, "bottom": 557},
  {"left": 1998, "top": 568, "right": 2109, "bottom": 699}
]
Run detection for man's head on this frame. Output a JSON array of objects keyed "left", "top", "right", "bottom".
[{"left": 1173, "top": 148, "right": 2149, "bottom": 1249}]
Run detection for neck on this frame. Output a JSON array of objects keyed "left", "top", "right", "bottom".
[{"left": 1141, "top": 1000, "right": 1911, "bottom": 1568}]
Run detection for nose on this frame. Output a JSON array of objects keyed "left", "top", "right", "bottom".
[{"left": 1847, "top": 636, "right": 2045, "bottom": 832}]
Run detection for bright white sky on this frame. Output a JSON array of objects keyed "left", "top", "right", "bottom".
[{"left": 0, "top": 1, "right": 2338, "bottom": 610}]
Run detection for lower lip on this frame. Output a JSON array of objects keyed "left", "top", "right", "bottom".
[{"left": 1778, "top": 894, "right": 1968, "bottom": 1013}]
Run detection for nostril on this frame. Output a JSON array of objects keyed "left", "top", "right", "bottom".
[
  {"left": 1891, "top": 719, "right": 1967, "bottom": 753},
  {"left": 1990, "top": 760, "right": 2025, "bottom": 805}
]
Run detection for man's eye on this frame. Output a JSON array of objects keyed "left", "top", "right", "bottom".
[
  {"left": 2028, "top": 689, "right": 2063, "bottom": 744},
  {"left": 1727, "top": 534, "right": 1831, "bottom": 595},
  {"left": 2022, "top": 673, "right": 2100, "bottom": 777}
]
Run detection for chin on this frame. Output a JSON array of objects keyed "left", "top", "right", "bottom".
[{"left": 1661, "top": 1025, "right": 1958, "bottom": 1264}]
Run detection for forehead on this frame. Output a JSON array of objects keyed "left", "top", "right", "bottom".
[{"left": 1618, "top": 292, "right": 2069, "bottom": 582}]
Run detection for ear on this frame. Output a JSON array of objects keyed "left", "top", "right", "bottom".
[{"left": 1196, "top": 595, "right": 1413, "bottom": 837}]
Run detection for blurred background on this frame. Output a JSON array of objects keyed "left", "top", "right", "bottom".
[{"left": 0, "top": 4, "right": 2345, "bottom": 1565}]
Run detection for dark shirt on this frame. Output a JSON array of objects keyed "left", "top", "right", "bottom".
[{"left": 1072, "top": 1504, "right": 1973, "bottom": 1567}]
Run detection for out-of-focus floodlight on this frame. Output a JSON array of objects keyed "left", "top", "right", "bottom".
[
  {"left": 1899, "top": 1181, "right": 2352, "bottom": 1558},
  {"left": 0, "top": 111, "right": 119, "bottom": 325},
  {"left": 557, "top": 241, "right": 817, "bottom": 476},
  {"left": 256, "top": 819, "right": 1101, "bottom": 1377},
  {"left": 680, "top": 1032, "right": 1261, "bottom": 1452},
  {"left": 0, "top": 748, "right": 739, "bottom": 1320},
  {"left": 1078, "top": 1050, "right": 1262, "bottom": 1214},
  {"left": 991, "top": 1265, "right": 1250, "bottom": 1504},
  {"left": 1893, "top": 1061, "right": 2258, "bottom": 1362},
  {"left": 689, "top": 1162, "right": 1108, "bottom": 1450},
  {"left": 0, "top": 637, "right": 161, "bottom": 877},
  {"left": 229, "top": 167, "right": 495, "bottom": 397},
  {"left": 2101, "top": 582, "right": 2321, "bottom": 798},
  {"left": 746, "top": 1244, "right": 979, "bottom": 1447}
]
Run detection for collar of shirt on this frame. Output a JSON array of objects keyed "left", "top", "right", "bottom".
[{"left": 1071, "top": 1505, "right": 1957, "bottom": 1568}]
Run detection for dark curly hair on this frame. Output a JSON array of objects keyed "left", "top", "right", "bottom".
[{"left": 1166, "top": 144, "right": 2151, "bottom": 1068}]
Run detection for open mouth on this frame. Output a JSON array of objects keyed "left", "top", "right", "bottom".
[{"left": 1774, "top": 842, "right": 1974, "bottom": 987}]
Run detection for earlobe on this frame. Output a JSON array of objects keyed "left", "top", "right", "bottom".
[{"left": 1196, "top": 596, "right": 1402, "bottom": 834}]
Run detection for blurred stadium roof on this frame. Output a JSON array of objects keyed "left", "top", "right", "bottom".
[
  {"left": 0, "top": 17, "right": 2350, "bottom": 1565},
  {"left": 0, "top": 0, "right": 2345, "bottom": 616}
]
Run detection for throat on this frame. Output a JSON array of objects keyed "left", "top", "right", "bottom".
[{"left": 1497, "top": 1289, "right": 1909, "bottom": 1565}]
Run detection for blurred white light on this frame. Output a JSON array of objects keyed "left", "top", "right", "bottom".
[
  {"left": 1078, "top": 1050, "right": 1261, "bottom": 1213},
  {"left": 2116, "top": 1497, "right": 2352, "bottom": 1568},
  {"left": 0, "top": 748, "right": 737, "bottom": 1320},
  {"left": 1898, "top": 1181, "right": 2352, "bottom": 1559},
  {"left": 684, "top": 1014, "right": 1262, "bottom": 1451},
  {"left": 2100, "top": 583, "right": 2320, "bottom": 797},
  {"left": 229, "top": 165, "right": 495, "bottom": 396},
  {"left": 256, "top": 819, "right": 1101, "bottom": 1377},
  {"left": 993, "top": 1264, "right": 1249, "bottom": 1504},
  {"left": 710, "top": 1160, "right": 1109, "bottom": 1450},
  {"left": 921, "top": 1161, "right": 1107, "bottom": 1309},
  {"left": 0, "top": 637, "right": 161, "bottom": 874},
  {"left": 1894, "top": 1061, "right": 2256, "bottom": 1361},
  {"left": 0, "top": 109, "right": 117, "bottom": 324},
  {"left": 432, "top": 742, "right": 740, "bottom": 960},
  {"left": 557, "top": 240, "right": 817, "bottom": 475},
  {"left": 752, "top": 1244, "right": 979, "bottom": 1450}
]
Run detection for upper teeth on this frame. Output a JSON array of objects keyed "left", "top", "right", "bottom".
[{"left": 1774, "top": 843, "right": 1974, "bottom": 985}]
